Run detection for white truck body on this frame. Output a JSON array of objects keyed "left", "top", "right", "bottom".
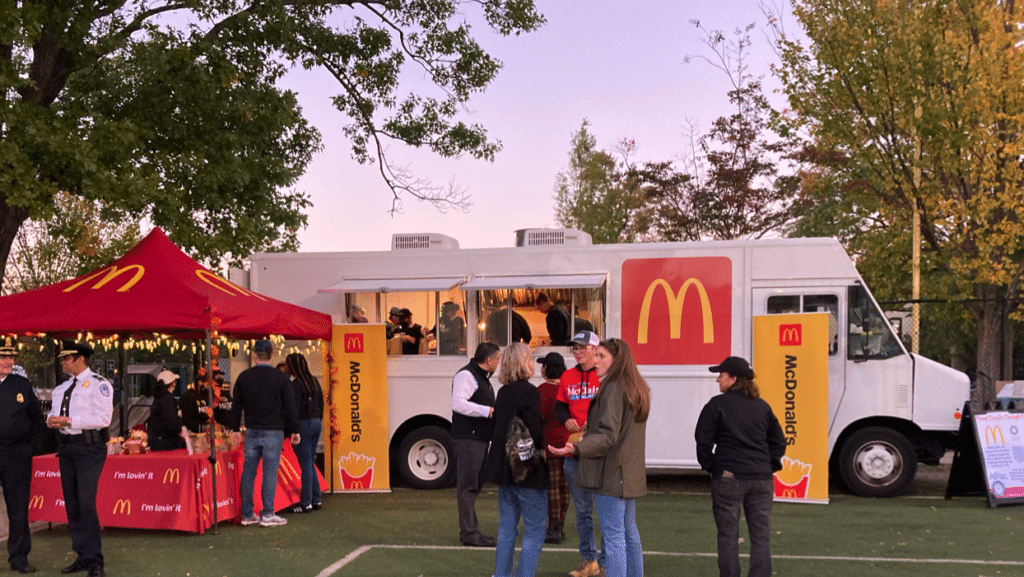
[{"left": 246, "top": 232, "right": 969, "bottom": 496}]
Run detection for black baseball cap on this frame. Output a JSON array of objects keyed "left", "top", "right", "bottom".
[{"left": 708, "top": 356, "right": 754, "bottom": 379}]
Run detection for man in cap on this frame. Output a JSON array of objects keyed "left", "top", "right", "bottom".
[
  {"left": 0, "top": 337, "right": 44, "bottom": 574},
  {"left": 386, "top": 306, "right": 401, "bottom": 339},
  {"left": 46, "top": 341, "right": 112, "bottom": 577},
  {"left": 393, "top": 308, "right": 425, "bottom": 355},
  {"left": 536, "top": 293, "right": 571, "bottom": 346},
  {"left": 231, "top": 339, "right": 300, "bottom": 527},
  {"left": 555, "top": 330, "right": 606, "bottom": 577}
]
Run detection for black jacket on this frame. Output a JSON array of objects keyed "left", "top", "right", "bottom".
[
  {"left": 180, "top": 386, "right": 210, "bottom": 433},
  {"left": 291, "top": 376, "right": 324, "bottom": 421},
  {"left": 147, "top": 390, "right": 183, "bottom": 450},
  {"left": 0, "top": 373, "right": 44, "bottom": 452},
  {"left": 695, "top": 390, "right": 786, "bottom": 480},
  {"left": 480, "top": 380, "right": 548, "bottom": 490},
  {"left": 231, "top": 364, "right": 299, "bottom": 434}
]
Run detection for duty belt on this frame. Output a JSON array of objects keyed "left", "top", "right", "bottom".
[{"left": 58, "top": 428, "right": 109, "bottom": 446}]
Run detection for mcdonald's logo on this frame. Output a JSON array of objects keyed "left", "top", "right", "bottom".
[
  {"left": 64, "top": 265, "right": 145, "bottom": 293},
  {"left": 780, "top": 488, "right": 799, "bottom": 499},
  {"left": 215, "top": 462, "right": 222, "bottom": 475},
  {"left": 195, "top": 270, "right": 267, "bottom": 301},
  {"left": 637, "top": 279, "right": 714, "bottom": 345},
  {"left": 29, "top": 495, "right": 44, "bottom": 510},
  {"left": 349, "top": 480, "right": 365, "bottom": 489},
  {"left": 621, "top": 257, "right": 732, "bottom": 365},
  {"left": 163, "top": 468, "right": 181, "bottom": 484},
  {"left": 779, "top": 324, "right": 802, "bottom": 346},
  {"left": 985, "top": 426, "right": 1006, "bottom": 446},
  {"left": 344, "top": 333, "right": 364, "bottom": 354},
  {"left": 113, "top": 499, "right": 131, "bottom": 515}
]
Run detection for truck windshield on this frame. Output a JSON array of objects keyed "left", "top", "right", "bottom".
[{"left": 847, "top": 285, "right": 904, "bottom": 360}]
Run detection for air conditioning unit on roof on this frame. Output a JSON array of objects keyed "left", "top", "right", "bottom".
[
  {"left": 391, "top": 233, "right": 460, "bottom": 250},
  {"left": 515, "top": 228, "right": 592, "bottom": 247}
]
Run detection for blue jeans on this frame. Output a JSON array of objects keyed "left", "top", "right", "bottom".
[
  {"left": 494, "top": 486, "right": 547, "bottom": 577},
  {"left": 594, "top": 494, "right": 643, "bottom": 577},
  {"left": 564, "top": 457, "right": 605, "bottom": 565},
  {"left": 296, "top": 418, "right": 323, "bottom": 507},
  {"left": 711, "top": 477, "right": 774, "bottom": 577},
  {"left": 240, "top": 429, "right": 284, "bottom": 518}
]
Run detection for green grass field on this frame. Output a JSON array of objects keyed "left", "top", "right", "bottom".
[{"left": 21, "top": 474, "right": 1024, "bottom": 577}]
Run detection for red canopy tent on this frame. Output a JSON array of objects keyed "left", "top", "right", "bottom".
[
  {"left": 0, "top": 227, "right": 331, "bottom": 340},
  {"left": 0, "top": 227, "right": 331, "bottom": 533}
]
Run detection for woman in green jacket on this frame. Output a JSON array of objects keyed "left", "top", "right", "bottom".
[{"left": 550, "top": 338, "right": 650, "bottom": 577}]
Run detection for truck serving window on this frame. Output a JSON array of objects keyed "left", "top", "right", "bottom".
[
  {"left": 343, "top": 288, "right": 467, "bottom": 356},
  {"left": 766, "top": 294, "right": 840, "bottom": 355},
  {"left": 847, "top": 285, "right": 904, "bottom": 361},
  {"left": 464, "top": 276, "right": 605, "bottom": 347}
]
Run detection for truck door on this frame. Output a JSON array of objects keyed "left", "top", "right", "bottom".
[{"left": 752, "top": 289, "right": 845, "bottom": 431}]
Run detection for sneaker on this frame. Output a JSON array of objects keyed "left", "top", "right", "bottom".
[
  {"left": 569, "top": 559, "right": 600, "bottom": 577},
  {"left": 259, "top": 514, "right": 288, "bottom": 527},
  {"left": 240, "top": 514, "right": 260, "bottom": 526},
  {"left": 311, "top": 502, "right": 322, "bottom": 510},
  {"left": 289, "top": 504, "right": 312, "bottom": 514}
]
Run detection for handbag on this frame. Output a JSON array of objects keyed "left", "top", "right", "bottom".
[{"left": 505, "top": 385, "right": 541, "bottom": 484}]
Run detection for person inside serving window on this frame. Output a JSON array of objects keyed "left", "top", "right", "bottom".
[
  {"left": 394, "top": 308, "right": 425, "bottom": 354},
  {"left": 428, "top": 301, "right": 466, "bottom": 355},
  {"left": 148, "top": 370, "right": 185, "bottom": 451}
]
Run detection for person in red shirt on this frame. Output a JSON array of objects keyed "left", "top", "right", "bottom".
[
  {"left": 537, "top": 352, "right": 569, "bottom": 544},
  {"left": 555, "top": 331, "right": 605, "bottom": 577}
]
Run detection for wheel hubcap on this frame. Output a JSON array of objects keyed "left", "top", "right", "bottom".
[
  {"left": 855, "top": 442, "right": 901, "bottom": 484},
  {"left": 408, "top": 439, "right": 447, "bottom": 480}
]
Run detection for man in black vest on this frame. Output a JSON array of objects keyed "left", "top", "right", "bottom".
[{"left": 450, "top": 342, "right": 500, "bottom": 547}]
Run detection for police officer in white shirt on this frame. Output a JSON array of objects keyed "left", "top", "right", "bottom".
[{"left": 46, "top": 341, "right": 112, "bottom": 577}]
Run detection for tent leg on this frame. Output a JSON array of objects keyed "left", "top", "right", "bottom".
[{"left": 205, "top": 330, "right": 219, "bottom": 535}]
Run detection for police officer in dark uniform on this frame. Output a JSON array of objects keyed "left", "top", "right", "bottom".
[
  {"left": 0, "top": 337, "right": 44, "bottom": 574},
  {"left": 46, "top": 341, "right": 112, "bottom": 577}
]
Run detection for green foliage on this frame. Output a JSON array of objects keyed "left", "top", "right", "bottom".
[
  {"left": 1, "top": 0, "right": 545, "bottom": 270},
  {"left": 773, "top": 0, "right": 1024, "bottom": 387}
]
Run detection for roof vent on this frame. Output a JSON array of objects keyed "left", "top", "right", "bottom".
[
  {"left": 515, "top": 228, "right": 592, "bottom": 247},
  {"left": 391, "top": 233, "right": 460, "bottom": 250}
]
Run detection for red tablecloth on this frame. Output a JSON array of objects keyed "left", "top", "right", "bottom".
[{"left": 29, "top": 442, "right": 326, "bottom": 533}]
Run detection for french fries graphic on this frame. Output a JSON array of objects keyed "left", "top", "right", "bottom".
[
  {"left": 338, "top": 451, "right": 375, "bottom": 489},
  {"left": 773, "top": 456, "right": 812, "bottom": 499}
]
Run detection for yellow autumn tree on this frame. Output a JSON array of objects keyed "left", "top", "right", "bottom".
[{"left": 773, "top": 0, "right": 1024, "bottom": 398}]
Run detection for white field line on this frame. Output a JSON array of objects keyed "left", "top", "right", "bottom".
[{"left": 316, "top": 544, "right": 1024, "bottom": 576}]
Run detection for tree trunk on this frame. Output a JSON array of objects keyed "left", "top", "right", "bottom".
[
  {"left": 0, "top": 198, "right": 30, "bottom": 293},
  {"left": 975, "top": 284, "right": 1006, "bottom": 402}
]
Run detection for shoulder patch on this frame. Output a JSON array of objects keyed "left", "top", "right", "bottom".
[{"left": 100, "top": 383, "right": 111, "bottom": 397}]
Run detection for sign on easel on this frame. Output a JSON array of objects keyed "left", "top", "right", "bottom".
[{"left": 946, "top": 400, "right": 1024, "bottom": 507}]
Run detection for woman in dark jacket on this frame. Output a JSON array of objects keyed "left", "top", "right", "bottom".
[
  {"left": 481, "top": 342, "right": 548, "bottom": 577},
  {"left": 285, "top": 353, "right": 325, "bottom": 513},
  {"left": 148, "top": 370, "right": 184, "bottom": 451}
]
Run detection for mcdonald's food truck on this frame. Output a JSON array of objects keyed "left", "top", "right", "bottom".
[{"left": 244, "top": 229, "right": 969, "bottom": 497}]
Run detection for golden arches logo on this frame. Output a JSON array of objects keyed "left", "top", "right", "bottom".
[
  {"left": 29, "top": 495, "right": 44, "bottom": 510},
  {"left": 195, "top": 270, "right": 267, "bottom": 301},
  {"left": 780, "top": 325, "right": 801, "bottom": 346},
  {"left": 985, "top": 426, "right": 1006, "bottom": 446},
  {"left": 780, "top": 488, "right": 799, "bottom": 499},
  {"left": 113, "top": 499, "right": 131, "bottom": 515},
  {"left": 349, "top": 480, "right": 366, "bottom": 489},
  {"left": 637, "top": 278, "right": 714, "bottom": 344},
  {"left": 215, "top": 462, "right": 222, "bottom": 475},
  {"left": 163, "top": 468, "right": 181, "bottom": 484},
  {"left": 63, "top": 265, "right": 145, "bottom": 293}
]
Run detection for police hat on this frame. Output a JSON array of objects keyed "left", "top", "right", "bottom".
[
  {"left": 0, "top": 336, "right": 16, "bottom": 356},
  {"left": 58, "top": 340, "right": 94, "bottom": 359}
]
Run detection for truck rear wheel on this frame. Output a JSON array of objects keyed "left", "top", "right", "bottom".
[
  {"left": 838, "top": 426, "right": 917, "bottom": 497},
  {"left": 397, "top": 426, "right": 455, "bottom": 489}
]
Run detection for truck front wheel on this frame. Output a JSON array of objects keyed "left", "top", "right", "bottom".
[
  {"left": 838, "top": 426, "right": 917, "bottom": 497},
  {"left": 397, "top": 426, "right": 456, "bottom": 489}
]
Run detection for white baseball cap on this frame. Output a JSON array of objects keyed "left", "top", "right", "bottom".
[{"left": 156, "top": 370, "right": 180, "bottom": 385}]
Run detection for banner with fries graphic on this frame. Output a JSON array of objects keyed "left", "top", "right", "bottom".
[
  {"left": 323, "top": 325, "right": 390, "bottom": 492},
  {"left": 754, "top": 313, "right": 830, "bottom": 504}
]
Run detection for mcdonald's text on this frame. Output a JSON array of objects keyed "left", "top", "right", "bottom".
[
  {"left": 783, "top": 355, "right": 799, "bottom": 446},
  {"left": 350, "top": 361, "right": 363, "bottom": 442}
]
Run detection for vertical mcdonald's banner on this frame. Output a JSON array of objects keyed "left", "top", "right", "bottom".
[
  {"left": 323, "top": 325, "right": 390, "bottom": 492},
  {"left": 753, "top": 313, "right": 830, "bottom": 504}
]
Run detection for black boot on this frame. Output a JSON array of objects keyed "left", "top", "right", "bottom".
[{"left": 545, "top": 523, "right": 564, "bottom": 544}]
